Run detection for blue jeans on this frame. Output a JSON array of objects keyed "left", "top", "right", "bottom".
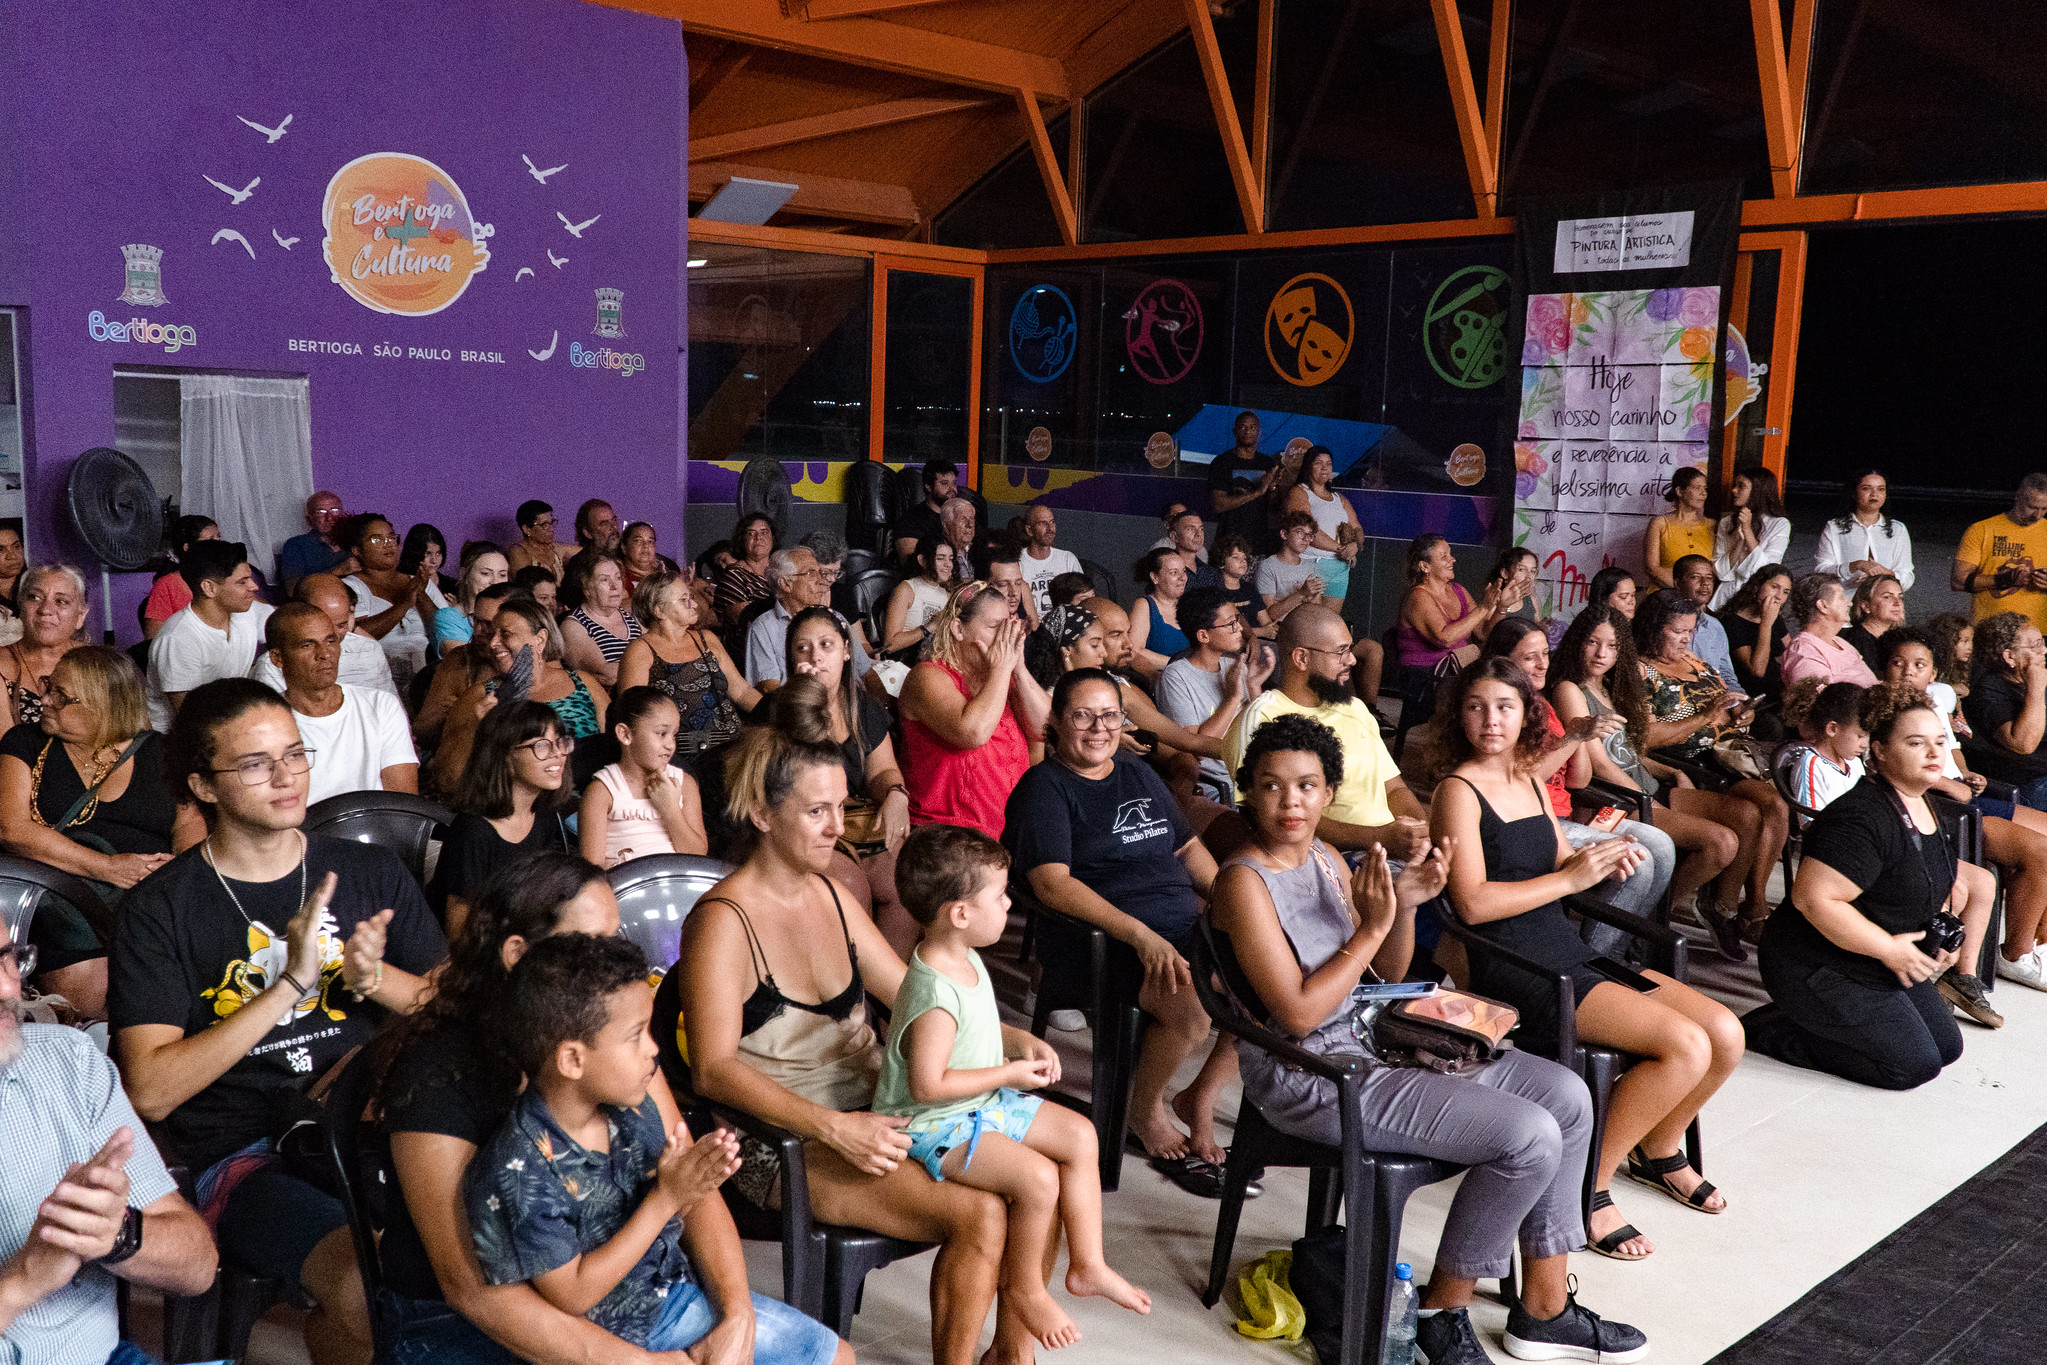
[
  {"left": 107, "top": 1344, "right": 170, "bottom": 1365},
  {"left": 2016, "top": 773, "right": 2047, "bottom": 811},
  {"left": 648, "top": 1283, "right": 841, "bottom": 1365},
  {"left": 377, "top": 1291, "right": 518, "bottom": 1365}
]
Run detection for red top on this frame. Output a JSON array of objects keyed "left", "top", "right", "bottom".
[
  {"left": 144, "top": 572, "right": 192, "bottom": 624},
  {"left": 1537, "top": 700, "right": 1572, "bottom": 819},
  {"left": 900, "top": 660, "right": 1030, "bottom": 840}
]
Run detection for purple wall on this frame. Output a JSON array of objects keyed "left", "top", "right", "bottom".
[{"left": 0, "top": 0, "right": 685, "bottom": 639}]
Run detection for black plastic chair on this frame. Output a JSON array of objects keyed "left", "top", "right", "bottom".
[
  {"left": 0, "top": 853, "right": 118, "bottom": 949},
  {"left": 607, "top": 853, "right": 735, "bottom": 971},
  {"left": 1188, "top": 919, "right": 1469, "bottom": 1365},
  {"left": 1934, "top": 794, "right": 2006, "bottom": 992},
  {"left": 1078, "top": 557, "right": 1118, "bottom": 607},
  {"left": 849, "top": 568, "right": 902, "bottom": 653},
  {"left": 1433, "top": 894, "right": 1702, "bottom": 1218},
  {"left": 321, "top": 1047, "right": 398, "bottom": 1361},
  {"left": 304, "top": 791, "right": 454, "bottom": 889},
  {"left": 1017, "top": 879, "right": 1146, "bottom": 1192},
  {"left": 1770, "top": 744, "right": 1825, "bottom": 909}
]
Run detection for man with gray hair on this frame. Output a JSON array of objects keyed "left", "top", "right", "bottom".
[
  {"left": 0, "top": 920, "right": 218, "bottom": 1365},
  {"left": 1955, "top": 471, "right": 2047, "bottom": 633},
  {"left": 743, "top": 546, "right": 870, "bottom": 690}
]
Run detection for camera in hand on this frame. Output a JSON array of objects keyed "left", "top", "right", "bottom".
[{"left": 1923, "top": 911, "right": 1966, "bottom": 957}]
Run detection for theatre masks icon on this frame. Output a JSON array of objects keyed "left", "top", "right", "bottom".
[{"left": 1264, "top": 272, "right": 1353, "bottom": 387}]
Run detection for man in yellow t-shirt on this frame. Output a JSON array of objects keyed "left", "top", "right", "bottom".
[
  {"left": 1955, "top": 475, "right": 2047, "bottom": 632},
  {"left": 1220, "top": 605, "right": 1430, "bottom": 855}
]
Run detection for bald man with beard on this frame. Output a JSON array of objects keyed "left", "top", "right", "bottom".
[{"left": 249, "top": 572, "right": 400, "bottom": 701}]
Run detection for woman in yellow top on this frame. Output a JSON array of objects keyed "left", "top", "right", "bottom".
[{"left": 1643, "top": 467, "right": 1714, "bottom": 590}]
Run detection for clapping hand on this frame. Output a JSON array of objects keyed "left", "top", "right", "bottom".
[
  {"left": 15, "top": 1129, "right": 134, "bottom": 1295},
  {"left": 655, "top": 1121, "right": 741, "bottom": 1217},
  {"left": 1393, "top": 836, "right": 1452, "bottom": 909},
  {"left": 1350, "top": 845, "right": 1398, "bottom": 940},
  {"left": 283, "top": 872, "right": 340, "bottom": 994},
  {"left": 341, "top": 906, "right": 394, "bottom": 997},
  {"left": 1561, "top": 837, "right": 1645, "bottom": 893}
]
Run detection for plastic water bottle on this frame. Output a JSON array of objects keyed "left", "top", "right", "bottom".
[{"left": 1383, "top": 1262, "right": 1418, "bottom": 1365}]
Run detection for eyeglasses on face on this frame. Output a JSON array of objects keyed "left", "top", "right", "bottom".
[
  {"left": 211, "top": 748, "right": 315, "bottom": 786},
  {"left": 516, "top": 736, "right": 576, "bottom": 760},
  {"left": 365, "top": 534, "right": 396, "bottom": 546},
  {"left": 1066, "top": 708, "right": 1128, "bottom": 732},
  {"left": 0, "top": 941, "right": 36, "bottom": 980},
  {"left": 42, "top": 684, "right": 80, "bottom": 712},
  {"left": 1300, "top": 643, "right": 1356, "bottom": 661}
]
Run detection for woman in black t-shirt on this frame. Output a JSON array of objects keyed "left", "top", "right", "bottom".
[
  {"left": 430, "top": 699, "right": 575, "bottom": 937},
  {"left": 110, "top": 678, "right": 446, "bottom": 1362},
  {"left": 1749, "top": 685, "right": 1982, "bottom": 1089},
  {"left": 1716, "top": 564, "right": 1791, "bottom": 700},
  {"left": 0, "top": 646, "right": 204, "bottom": 1015}
]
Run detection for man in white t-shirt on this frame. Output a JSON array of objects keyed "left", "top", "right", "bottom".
[
  {"left": 145, "top": 540, "right": 275, "bottom": 731},
  {"left": 1018, "top": 504, "right": 1081, "bottom": 616},
  {"left": 260, "top": 602, "right": 417, "bottom": 802},
  {"left": 248, "top": 572, "right": 400, "bottom": 701}
]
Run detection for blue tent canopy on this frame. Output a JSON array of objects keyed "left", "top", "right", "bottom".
[{"left": 1172, "top": 404, "right": 1394, "bottom": 476}]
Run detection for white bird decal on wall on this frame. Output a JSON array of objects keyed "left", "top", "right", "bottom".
[
  {"left": 211, "top": 228, "right": 256, "bottom": 259},
  {"left": 548, "top": 250, "right": 568, "bottom": 269},
  {"left": 237, "top": 114, "right": 292, "bottom": 143},
  {"left": 557, "top": 212, "right": 600, "bottom": 238},
  {"left": 529, "top": 330, "right": 559, "bottom": 361},
  {"left": 204, "top": 174, "right": 260, "bottom": 205},
  {"left": 523, "top": 154, "right": 567, "bottom": 183},
  {"left": 272, "top": 229, "right": 298, "bottom": 250}
]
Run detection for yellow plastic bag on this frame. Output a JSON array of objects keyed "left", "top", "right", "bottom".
[{"left": 1235, "top": 1250, "right": 1305, "bottom": 1342}]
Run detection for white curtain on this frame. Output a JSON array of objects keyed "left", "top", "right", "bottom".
[{"left": 179, "top": 375, "right": 313, "bottom": 576}]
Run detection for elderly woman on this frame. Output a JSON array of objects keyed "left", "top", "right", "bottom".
[
  {"left": 1005, "top": 668, "right": 1241, "bottom": 1189},
  {"left": 432, "top": 541, "right": 509, "bottom": 654},
  {"left": 1634, "top": 591, "right": 1789, "bottom": 953},
  {"left": 506, "top": 499, "right": 575, "bottom": 580},
  {"left": 0, "top": 563, "right": 92, "bottom": 730},
  {"left": 881, "top": 538, "right": 955, "bottom": 659},
  {"left": 433, "top": 597, "right": 611, "bottom": 793},
  {"left": 1780, "top": 572, "right": 1877, "bottom": 688},
  {"left": 560, "top": 552, "right": 643, "bottom": 690},
  {"left": 1128, "top": 546, "right": 1191, "bottom": 679},
  {"left": 674, "top": 726, "right": 1058, "bottom": 1365},
  {"left": 1709, "top": 467, "right": 1791, "bottom": 610},
  {"left": 141, "top": 514, "right": 221, "bottom": 639},
  {"left": 1962, "top": 611, "right": 2047, "bottom": 809},
  {"left": 1215, "top": 712, "right": 1646, "bottom": 1360},
  {"left": 342, "top": 512, "right": 434, "bottom": 689},
  {"left": 714, "top": 514, "right": 777, "bottom": 628},
  {"left": 899, "top": 582, "right": 1050, "bottom": 841},
  {"left": 0, "top": 646, "right": 203, "bottom": 1016},
  {"left": 618, "top": 520, "right": 678, "bottom": 598},
  {"left": 619, "top": 570, "right": 757, "bottom": 760},
  {"left": 1841, "top": 572, "right": 1906, "bottom": 675}
]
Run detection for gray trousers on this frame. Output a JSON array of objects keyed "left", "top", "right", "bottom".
[{"left": 1243, "top": 1046, "right": 1591, "bottom": 1278}]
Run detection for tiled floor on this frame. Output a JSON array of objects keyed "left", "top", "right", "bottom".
[{"left": 217, "top": 916, "right": 2047, "bottom": 1365}]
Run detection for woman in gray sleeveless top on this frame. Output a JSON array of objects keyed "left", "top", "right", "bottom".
[{"left": 1211, "top": 713, "right": 1648, "bottom": 1365}]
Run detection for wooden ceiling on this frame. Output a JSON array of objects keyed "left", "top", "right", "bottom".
[{"left": 593, "top": 0, "right": 1197, "bottom": 237}]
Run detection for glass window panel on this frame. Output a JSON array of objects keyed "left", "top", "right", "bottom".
[
  {"left": 685, "top": 245, "right": 869, "bottom": 462},
  {"left": 933, "top": 113, "right": 1068, "bottom": 250},
  {"left": 1095, "top": 260, "right": 1236, "bottom": 473},
  {"left": 982, "top": 266, "right": 1102, "bottom": 468},
  {"left": 1085, "top": 35, "right": 1246, "bottom": 243},
  {"left": 882, "top": 271, "right": 974, "bottom": 464}
]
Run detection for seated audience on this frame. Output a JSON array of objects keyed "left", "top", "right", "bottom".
[
  {"left": 744, "top": 548, "right": 869, "bottom": 691},
  {"left": 1815, "top": 467, "right": 1913, "bottom": 590},
  {"left": 1210, "top": 533, "right": 1271, "bottom": 638},
  {"left": 1047, "top": 571, "right": 1094, "bottom": 609},
  {"left": 1746, "top": 685, "right": 1982, "bottom": 1088},
  {"left": 1550, "top": 605, "right": 1745, "bottom": 933},
  {"left": 399, "top": 524, "right": 457, "bottom": 644},
  {"left": 573, "top": 499, "right": 622, "bottom": 559},
  {"left": 1018, "top": 503, "right": 1080, "bottom": 616},
  {"left": 0, "top": 519, "right": 19, "bottom": 618},
  {"left": 1023, "top": 602, "right": 1106, "bottom": 688},
  {"left": 1007, "top": 669, "right": 1241, "bottom": 1190},
  {"left": 506, "top": 500, "right": 575, "bottom": 580},
  {"left": 1222, "top": 606, "right": 1427, "bottom": 858},
  {"left": 1047, "top": 598, "right": 1231, "bottom": 785},
  {"left": 463, "top": 932, "right": 843, "bottom": 1363},
  {"left": 1588, "top": 565, "right": 1638, "bottom": 619},
  {"left": 1634, "top": 590, "right": 1789, "bottom": 952},
  {"left": 509, "top": 563, "right": 561, "bottom": 617},
  {"left": 414, "top": 582, "right": 518, "bottom": 755},
  {"left": 618, "top": 520, "right": 679, "bottom": 599},
  {"left": 1396, "top": 534, "right": 1497, "bottom": 702},
  {"left": 1483, "top": 547, "right": 1539, "bottom": 625},
  {"left": 261, "top": 602, "right": 418, "bottom": 803},
  {"left": 341, "top": 512, "right": 433, "bottom": 689},
  {"left": 578, "top": 686, "right": 707, "bottom": 868},
  {"left": 1127, "top": 547, "right": 1190, "bottom": 680},
  {"left": 1928, "top": 612, "right": 1976, "bottom": 710},
  {"left": 561, "top": 552, "right": 642, "bottom": 691},
  {"left": 432, "top": 699, "right": 577, "bottom": 937},
  {"left": 433, "top": 598, "right": 609, "bottom": 793},
  {"left": 1286, "top": 445, "right": 1359, "bottom": 611},
  {"left": 278, "top": 490, "right": 351, "bottom": 592},
  {"left": 434, "top": 542, "right": 511, "bottom": 653},
  {"left": 800, "top": 530, "right": 852, "bottom": 605},
  {"left": 1963, "top": 611, "right": 2047, "bottom": 806},
  {"left": 0, "top": 646, "right": 200, "bottom": 1018},
  {"left": 1644, "top": 466, "right": 1714, "bottom": 591},
  {"left": 618, "top": 570, "right": 755, "bottom": 761},
  {"left": 984, "top": 546, "right": 1039, "bottom": 630},
  {"left": 769, "top": 610, "right": 909, "bottom": 948},
  {"left": 1779, "top": 680, "right": 1867, "bottom": 811},
  {"left": 1710, "top": 466, "right": 1790, "bottom": 609},
  {"left": 0, "top": 917, "right": 217, "bottom": 1365},
  {"left": 111, "top": 679, "right": 445, "bottom": 1364},
  {"left": 1780, "top": 572, "right": 1877, "bottom": 688},
  {"left": 1879, "top": 627, "right": 2047, "bottom": 992},
  {"left": 1158, "top": 588, "right": 1272, "bottom": 806},
  {"left": 714, "top": 514, "right": 776, "bottom": 629},
  {"left": 878, "top": 824, "right": 1151, "bottom": 1338},
  {"left": 1160, "top": 509, "right": 1214, "bottom": 589},
  {"left": 1432, "top": 658, "right": 1741, "bottom": 1262},
  {"left": 4, "top": 566, "right": 92, "bottom": 733},
  {"left": 1479, "top": 619, "right": 1675, "bottom": 922},
  {"left": 146, "top": 545, "right": 272, "bottom": 731},
  {"left": 1841, "top": 573, "right": 1906, "bottom": 675},
  {"left": 939, "top": 498, "right": 986, "bottom": 578},
  {"left": 882, "top": 538, "right": 955, "bottom": 659},
  {"left": 1671, "top": 555, "right": 1739, "bottom": 689},
  {"left": 1213, "top": 714, "right": 1646, "bottom": 1362},
  {"left": 894, "top": 459, "right": 957, "bottom": 563},
  {"left": 672, "top": 726, "right": 1056, "bottom": 1365},
  {"left": 141, "top": 514, "right": 220, "bottom": 639},
  {"left": 900, "top": 583, "right": 1048, "bottom": 842},
  {"left": 268, "top": 572, "right": 402, "bottom": 700},
  {"left": 1257, "top": 512, "right": 1331, "bottom": 634},
  {"left": 1716, "top": 563, "right": 1791, "bottom": 699}
]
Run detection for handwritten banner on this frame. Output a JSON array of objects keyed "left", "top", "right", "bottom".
[{"left": 1552, "top": 212, "right": 1695, "bottom": 273}]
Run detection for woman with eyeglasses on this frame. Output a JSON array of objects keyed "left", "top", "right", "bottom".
[
  {"left": 109, "top": 678, "right": 446, "bottom": 1365},
  {"left": 430, "top": 700, "right": 576, "bottom": 938},
  {"left": 714, "top": 513, "right": 777, "bottom": 629},
  {"left": 506, "top": 499, "right": 576, "bottom": 581},
  {"left": 431, "top": 597, "right": 611, "bottom": 795},
  {"left": 342, "top": 512, "right": 434, "bottom": 689}
]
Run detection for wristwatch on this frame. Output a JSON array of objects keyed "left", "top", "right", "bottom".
[{"left": 98, "top": 1207, "right": 143, "bottom": 1266}]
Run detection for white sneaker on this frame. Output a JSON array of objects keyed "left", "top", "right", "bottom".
[
  {"left": 1996, "top": 945, "right": 2047, "bottom": 992},
  {"left": 1048, "top": 1009, "right": 1087, "bottom": 1032}
]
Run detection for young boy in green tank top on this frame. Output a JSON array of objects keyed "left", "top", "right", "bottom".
[{"left": 876, "top": 824, "right": 1154, "bottom": 1349}]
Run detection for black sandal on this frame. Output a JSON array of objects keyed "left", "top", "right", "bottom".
[
  {"left": 1626, "top": 1146, "right": 1722, "bottom": 1213},
  {"left": 1694, "top": 901, "right": 1748, "bottom": 963},
  {"left": 1149, "top": 1154, "right": 1225, "bottom": 1199},
  {"left": 1586, "top": 1189, "right": 1651, "bottom": 1261}
]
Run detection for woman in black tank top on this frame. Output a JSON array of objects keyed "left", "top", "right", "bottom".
[
  {"left": 1431, "top": 658, "right": 1743, "bottom": 1263},
  {"left": 673, "top": 728, "right": 1062, "bottom": 1365}
]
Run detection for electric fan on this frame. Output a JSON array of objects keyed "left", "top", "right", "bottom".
[
  {"left": 736, "top": 456, "right": 791, "bottom": 542},
  {"left": 65, "top": 447, "right": 165, "bottom": 643}
]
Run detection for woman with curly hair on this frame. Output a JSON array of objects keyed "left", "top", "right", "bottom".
[{"left": 1432, "top": 657, "right": 1743, "bottom": 1262}]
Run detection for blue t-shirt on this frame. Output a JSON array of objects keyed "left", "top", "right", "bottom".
[
  {"left": 464, "top": 1086, "right": 691, "bottom": 1347},
  {"left": 434, "top": 607, "right": 475, "bottom": 647},
  {"left": 1003, "top": 752, "right": 1199, "bottom": 944},
  {"left": 279, "top": 531, "right": 349, "bottom": 586}
]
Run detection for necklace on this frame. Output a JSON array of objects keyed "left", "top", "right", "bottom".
[
  {"left": 27, "top": 739, "right": 122, "bottom": 829},
  {"left": 203, "top": 829, "right": 308, "bottom": 932}
]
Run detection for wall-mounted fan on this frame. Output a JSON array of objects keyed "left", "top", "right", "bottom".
[
  {"left": 66, "top": 447, "right": 164, "bottom": 643},
  {"left": 736, "top": 456, "right": 790, "bottom": 542}
]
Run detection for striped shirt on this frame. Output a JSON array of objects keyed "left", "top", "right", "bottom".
[
  {"left": 1, "top": 1025, "right": 177, "bottom": 1365},
  {"left": 1785, "top": 745, "right": 1864, "bottom": 814}
]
